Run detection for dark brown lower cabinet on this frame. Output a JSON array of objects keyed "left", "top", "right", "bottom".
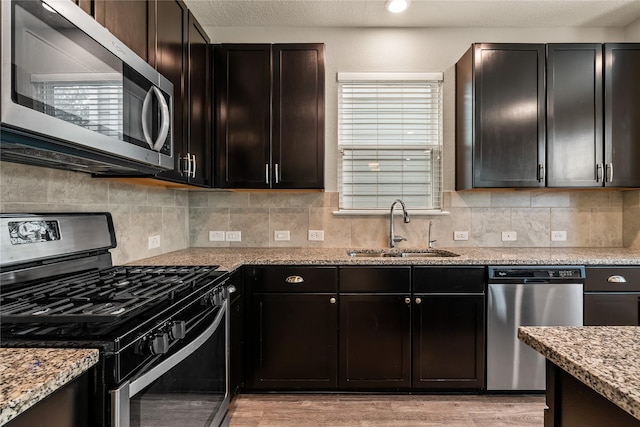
[
  {"left": 339, "top": 294, "right": 411, "bottom": 390},
  {"left": 244, "top": 265, "right": 485, "bottom": 393},
  {"left": 412, "top": 294, "right": 485, "bottom": 389},
  {"left": 248, "top": 293, "right": 337, "bottom": 390},
  {"left": 412, "top": 266, "right": 485, "bottom": 390},
  {"left": 545, "top": 362, "right": 640, "bottom": 426},
  {"left": 338, "top": 266, "right": 412, "bottom": 390}
]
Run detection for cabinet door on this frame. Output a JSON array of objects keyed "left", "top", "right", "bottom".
[
  {"left": 339, "top": 294, "right": 411, "bottom": 390},
  {"left": 412, "top": 294, "right": 485, "bottom": 390},
  {"left": 604, "top": 43, "right": 640, "bottom": 187},
  {"left": 214, "top": 45, "right": 271, "bottom": 188},
  {"left": 94, "top": 0, "right": 150, "bottom": 62},
  {"left": 472, "top": 43, "right": 545, "bottom": 188},
  {"left": 185, "top": 12, "right": 211, "bottom": 186},
  {"left": 153, "top": 0, "right": 188, "bottom": 183},
  {"left": 248, "top": 293, "right": 338, "bottom": 390},
  {"left": 547, "top": 44, "right": 603, "bottom": 187},
  {"left": 272, "top": 44, "right": 325, "bottom": 189}
]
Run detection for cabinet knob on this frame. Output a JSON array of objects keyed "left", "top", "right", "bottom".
[
  {"left": 285, "top": 275, "right": 304, "bottom": 284},
  {"left": 607, "top": 275, "right": 627, "bottom": 283},
  {"left": 415, "top": 297, "right": 422, "bottom": 304},
  {"left": 404, "top": 297, "right": 411, "bottom": 304},
  {"left": 329, "top": 297, "right": 336, "bottom": 304}
]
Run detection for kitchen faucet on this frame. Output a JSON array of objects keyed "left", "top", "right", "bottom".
[
  {"left": 389, "top": 199, "right": 410, "bottom": 248},
  {"left": 428, "top": 221, "right": 437, "bottom": 248}
]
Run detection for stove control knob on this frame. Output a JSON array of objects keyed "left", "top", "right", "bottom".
[
  {"left": 170, "top": 321, "right": 186, "bottom": 340},
  {"left": 213, "top": 290, "right": 222, "bottom": 306},
  {"left": 149, "top": 332, "right": 169, "bottom": 355}
]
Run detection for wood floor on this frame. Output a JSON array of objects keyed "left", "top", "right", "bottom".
[{"left": 229, "top": 394, "right": 546, "bottom": 426}]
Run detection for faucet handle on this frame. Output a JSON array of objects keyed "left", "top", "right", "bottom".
[
  {"left": 393, "top": 235, "right": 407, "bottom": 243},
  {"left": 428, "top": 239, "right": 437, "bottom": 249}
]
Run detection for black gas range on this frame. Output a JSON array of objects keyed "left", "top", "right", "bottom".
[{"left": 0, "top": 213, "right": 232, "bottom": 427}]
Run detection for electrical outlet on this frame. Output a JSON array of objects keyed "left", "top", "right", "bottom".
[
  {"left": 501, "top": 231, "right": 517, "bottom": 242},
  {"left": 274, "top": 230, "right": 290, "bottom": 241},
  {"left": 225, "top": 231, "right": 241, "bottom": 242},
  {"left": 148, "top": 234, "right": 161, "bottom": 249},
  {"left": 453, "top": 231, "right": 469, "bottom": 241},
  {"left": 209, "top": 231, "right": 225, "bottom": 242},
  {"left": 551, "top": 230, "right": 567, "bottom": 242},
  {"left": 308, "top": 230, "right": 325, "bottom": 241}
]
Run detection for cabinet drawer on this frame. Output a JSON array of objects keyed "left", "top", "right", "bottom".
[
  {"left": 585, "top": 267, "right": 640, "bottom": 292},
  {"left": 248, "top": 266, "right": 337, "bottom": 292},
  {"left": 413, "top": 267, "right": 485, "bottom": 293},
  {"left": 339, "top": 266, "right": 411, "bottom": 293}
]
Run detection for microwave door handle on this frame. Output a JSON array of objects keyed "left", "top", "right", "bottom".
[
  {"left": 152, "top": 86, "right": 170, "bottom": 152},
  {"left": 141, "top": 88, "right": 155, "bottom": 149}
]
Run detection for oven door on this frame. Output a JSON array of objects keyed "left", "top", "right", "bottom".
[{"left": 110, "top": 302, "right": 229, "bottom": 427}]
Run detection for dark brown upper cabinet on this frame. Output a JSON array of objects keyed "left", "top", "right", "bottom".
[
  {"left": 604, "top": 43, "right": 640, "bottom": 188},
  {"left": 547, "top": 44, "right": 603, "bottom": 187},
  {"left": 457, "top": 42, "right": 640, "bottom": 190},
  {"left": 94, "top": 0, "right": 151, "bottom": 63},
  {"left": 456, "top": 43, "right": 546, "bottom": 189},
  {"left": 214, "top": 43, "right": 325, "bottom": 189},
  {"left": 152, "top": 2, "right": 211, "bottom": 187}
]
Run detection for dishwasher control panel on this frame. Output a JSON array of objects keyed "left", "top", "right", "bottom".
[{"left": 489, "top": 266, "right": 586, "bottom": 280}]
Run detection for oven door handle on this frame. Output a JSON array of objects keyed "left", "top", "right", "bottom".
[{"left": 110, "top": 302, "right": 227, "bottom": 427}]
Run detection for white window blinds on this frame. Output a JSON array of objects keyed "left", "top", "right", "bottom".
[{"left": 338, "top": 73, "right": 443, "bottom": 211}]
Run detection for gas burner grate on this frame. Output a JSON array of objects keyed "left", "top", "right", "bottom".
[{"left": 0, "top": 265, "right": 220, "bottom": 323}]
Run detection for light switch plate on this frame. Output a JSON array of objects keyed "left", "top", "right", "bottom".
[
  {"left": 551, "top": 230, "right": 567, "bottom": 241},
  {"left": 274, "top": 230, "right": 290, "bottom": 241},
  {"left": 225, "top": 231, "right": 241, "bottom": 242}
]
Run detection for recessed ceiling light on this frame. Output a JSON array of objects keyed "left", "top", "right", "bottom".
[{"left": 385, "top": 0, "right": 410, "bottom": 14}]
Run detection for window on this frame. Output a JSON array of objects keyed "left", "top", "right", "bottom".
[{"left": 338, "top": 72, "right": 443, "bottom": 212}]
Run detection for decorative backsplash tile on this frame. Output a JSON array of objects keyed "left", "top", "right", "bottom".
[{"left": 2, "top": 161, "right": 639, "bottom": 265}]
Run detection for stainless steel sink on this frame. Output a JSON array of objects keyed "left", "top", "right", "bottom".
[
  {"left": 346, "top": 249, "right": 459, "bottom": 258},
  {"left": 399, "top": 249, "right": 460, "bottom": 258}
]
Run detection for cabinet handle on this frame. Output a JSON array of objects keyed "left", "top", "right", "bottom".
[
  {"left": 404, "top": 297, "right": 411, "bottom": 304},
  {"left": 538, "top": 164, "right": 545, "bottom": 182},
  {"left": 285, "top": 275, "right": 304, "bottom": 284},
  {"left": 265, "top": 164, "right": 270, "bottom": 184},
  {"left": 415, "top": 297, "right": 422, "bottom": 304},
  {"left": 596, "top": 163, "right": 603, "bottom": 182},
  {"left": 329, "top": 297, "right": 336, "bottom": 304},
  {"left": 191, "top": 154, "right": 197, "bottom": 178},
  {"left": 275, "top": 163, "right": 279, "bottom": 184},
  {"left": 606, "top": 163, "right": 614, "bottom": 183},
  {"left": 607, "top": 275, "right": 627, "bottom": 283},
  {"left": 180, "top": 153, "right": 189, "bottom": 176}
]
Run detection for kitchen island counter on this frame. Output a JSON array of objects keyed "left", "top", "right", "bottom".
[
  {"left": 518, "top": 326, "right": 640, "bottom": 424},
  {"left": 0, "top": 348, "right": 99, "bottom": 426},
  {"left": 130, "top": 247, "right": 640, "bottom": 271}
]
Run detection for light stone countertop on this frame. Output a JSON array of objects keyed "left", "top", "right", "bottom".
[
  {"left": 129, "top": 247, "right": 640, "bottom": 271},
  {"left": 518, "top": 326, "right": 640, "bottom": 421},
  {"left": 0, "top": 348, "right": 99, "bottom": 426}
]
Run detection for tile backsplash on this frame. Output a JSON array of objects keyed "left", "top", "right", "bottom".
[
  {"left": 2, "top": 161, "right": 639, "bottom": 265},
  {"left": 189, "top": 188, "right": 639, "bottom": 250},
  {"left": 0, "top": 162, "right": 189, "bottom": 265}
]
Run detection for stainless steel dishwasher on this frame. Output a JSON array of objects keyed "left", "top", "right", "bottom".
[{"left": 487, "top": 266, "right": 585, "bottom": 391}]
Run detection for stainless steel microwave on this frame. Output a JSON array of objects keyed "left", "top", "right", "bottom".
[{"left": 1, "top": 0, "right": 174, "bottom": 175}]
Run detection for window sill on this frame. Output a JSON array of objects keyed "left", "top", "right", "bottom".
[{"left": 332, "top": 209, "right": 449, "bottom": 216}]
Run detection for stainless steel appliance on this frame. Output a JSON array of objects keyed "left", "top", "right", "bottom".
[
  {"left": 584, "top": 266, "right": 640, "bottom": 325},
  {"left": 0, "top": 213, "right": 231, "bottom": 427},
  {"left": 487, "top": 266, "right": 584, "bottom": 391},
  {"left": 1, "top": 0, "right": 174, "bottom": 175}
]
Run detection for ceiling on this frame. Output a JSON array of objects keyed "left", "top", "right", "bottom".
[{"left": 183, "top": 0, "right": 640, "bottom": 29}]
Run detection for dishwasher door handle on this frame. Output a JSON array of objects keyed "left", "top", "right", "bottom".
[{"left": 522, "top": 279, "right": 550, "bottom": 284}]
